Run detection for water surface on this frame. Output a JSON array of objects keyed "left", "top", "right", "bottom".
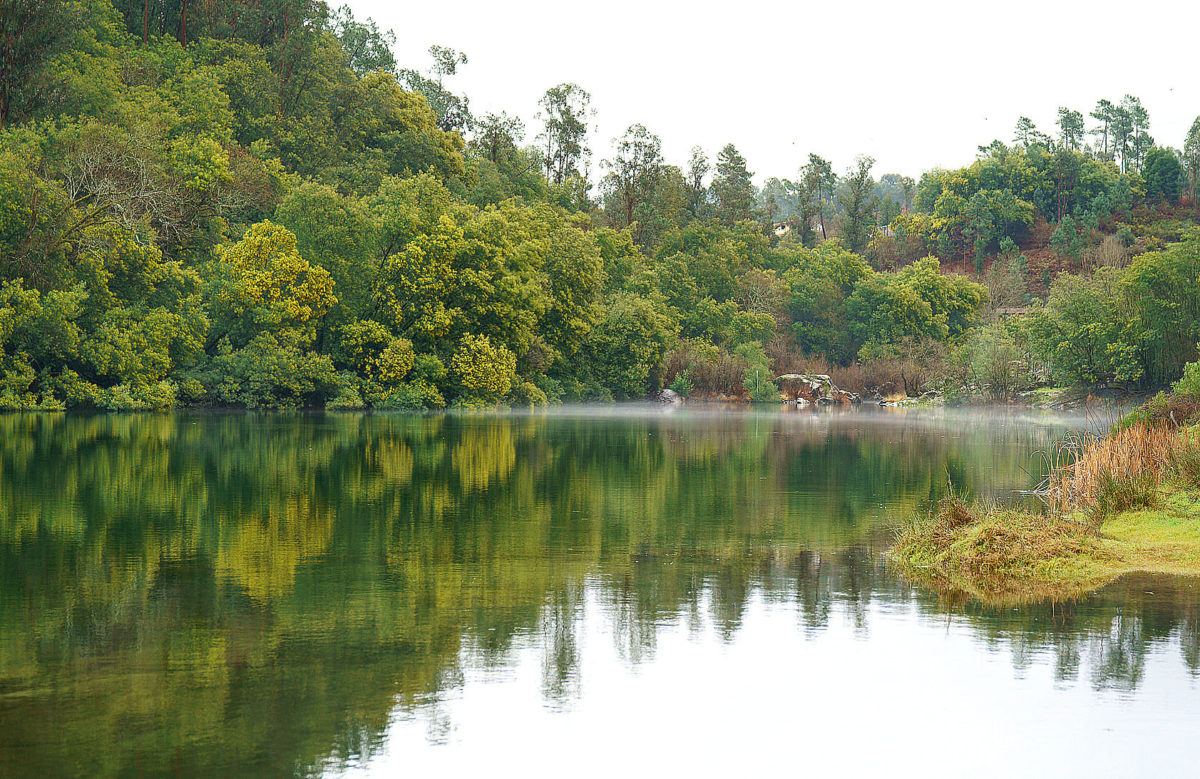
[{"left": 0, "top": 408, "right": 1196, "bottom": 776}]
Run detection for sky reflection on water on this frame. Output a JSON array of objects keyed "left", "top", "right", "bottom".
[{"left": 0, "top": 407, "right": 1196, "bottom": 777}]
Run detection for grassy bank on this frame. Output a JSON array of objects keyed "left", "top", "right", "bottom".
[{"left": 891, "top": 421, "right": 1200, "bottom": 603}]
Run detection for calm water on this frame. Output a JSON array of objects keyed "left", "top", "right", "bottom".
[{"left": 0, "top": 407, "right": 1197, "bottom": 777}]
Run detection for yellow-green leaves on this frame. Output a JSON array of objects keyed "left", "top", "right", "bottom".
[
  {"left": 451, "top": 334, "right": 516, "bottom": 404},
  {"left": 169, "top": 136, "right": 230, "bottom": 195},
  {"left": 208, "top": 221, "right": 336, "bottom": 347}
]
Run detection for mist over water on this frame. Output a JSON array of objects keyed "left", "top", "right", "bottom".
[{"left": 0, "top": 408, "right": 1196, "bottom": 777}]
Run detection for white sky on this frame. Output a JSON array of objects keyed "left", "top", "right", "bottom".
[{"left": 351, "top": 0, "right": 1200, "bottom": 184}]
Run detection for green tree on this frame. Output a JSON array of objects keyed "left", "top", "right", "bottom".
[
  {"left": 1028, "top": 268, "right": 1141, "bottom": 386},
  {"left": 471, "top": 112, "right": 524, "bottom": 165},
  {"left": 711, "top": 144, "right": 756, "bottom": 227},
  {"left": 1122, "top": 94, "right": 1153, "bottom": 173},
  {"left": 685, "top": 146, "right": 710, "bottom": 220},
  {"left": 1013, "top": 116, "right": 1048, "bottom": 147},
  {"left": 1184, "top": 117, "right": 1200, "bottom": 201},
  {"left": 451, "top": 333, "right": 516, "bottom": 403},
  {"left": 329, "top": 5, "right": 396, "bottom": 75},
  {"left": 205, "top": 221, "right": 337, "bottom": 349},
  {"left": 836, "top": 156, "right": 878, "bottom": 253},
  {"left": 0, "top": 0, "right": 80, "bottom": 127},
  {"left": 1091, "top": 98, "right": 1116, "bottom": 160},
  {"left": 803, "top": 154, "right": 837, "bottom": 240},
  {"left": 274, "top": 183, "right": 375, "bottom": 321},
  {"left": 1056, "top": 107, "right": 1085, "bottom": 150},
  {"left": 1143, "top": 147, "right": 1183, "bottom": 205},
  {"left": 582, "top": 292, "right": 676, "bottom": 398},
  {"left": 397, "top": 45, "right": 471, "bottom": 133},
  {"left": 1126, "top": 235, "right": 1200, "bottom": 385},
  {"left": 537, "top": 83, "right": 592, "bottom": 185},
  {"left": 601, "top": 123, "right": 665, "bottom": 247}
]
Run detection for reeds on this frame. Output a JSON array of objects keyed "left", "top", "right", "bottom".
[{"left": 1044, "top": 421, "right": 1200, "bottom": 520}]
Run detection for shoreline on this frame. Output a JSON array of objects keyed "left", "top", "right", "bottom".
[
  {"left": 891, "top": 493, "right": 1200, "bottom": 605},
  {"left": 890, "top": 419, "right": 1200, "bottom": 605}
]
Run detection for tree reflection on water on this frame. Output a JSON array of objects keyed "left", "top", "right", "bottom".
[{"left": 0, "top": 409, "right": 1195, "bottom": 775}]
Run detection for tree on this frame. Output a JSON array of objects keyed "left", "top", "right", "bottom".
[
  {"left": 836, "top": 156, "right": 878, "bottom": 253},
  {"left": 781, "top": 240, "right": 870, "bottom": 362},
  {"left": 1028, "top": 268, "right": 1140, "bottom": 386},
  {"left": 1110, "top": 102, "right": 1134, "bottom": 171},
  {"left": 1184, "top": 117, "right": 1200, "bottom": 202},
  {"left": 427, "top": 45, "right": 467, "bottom": 85},
  {"left": 710, "top": 144, "right": 755, "bottom": 226},
  {"left": 471, "top": 112, "right": 525, "bottom": 165},
  {"left": 898, "top": 176, "right": 916, "bottom": 213},
  {"left": 686, "top": 146, "right": 710, "bottom": 220},
  {"left": 274, "top": 183, "right": 375, "bottom": 320},
  {"left": 582, "top": 292, "right": 676, "bottom": 398},
  {"left": 964, "top": 191, "right": 996, "bottom": 265},
  {"left": 1091, "top": 98, "right": 1116, "bottom": 160},
  {"left": 540, "top": 220, "right": 604, "bottom": 360},
  {"left": 1013, "top": 116, "right": 1048, "bottom": 147},
  {"left": 451, "top": 333, "right": 516, "bottom": 403},
  {"left": 329, "top": 5, "right": 396, "bottom": 75},
  {"left": 537, "top": 83, "right": 592, "bottom": 185},
  {"left": 1122, "top": 94, "right": 1153, "bottom": 173},
  {"left": 1127, "top": 235, "right": 1200, "bottom": 384},
  {"left": 206, "top": 221, "right": 337, "bottom": 349},
  {"left": 0, "top": 0, "right": 81, "bottom": 127},
  {"left": 333, "top": 70, "right": 466, "bottom": 182},
  {"left": 1143, "top": 147, "right": 1183, "bottom": 205},
  {"left": 1057, "top": 107, "right": 1085, "bottom": 150},
  {"left": 786, "top": 176, "right": 819, "bottom": 246},
  {"left": 398, "top": 45, "right": 471, "bottom": 133},
  {"left": 803, "top": 154, "right": 837, "bottom": 240},
  {"left": 601, "top": 124, "right": 665, "bottom": 245}
]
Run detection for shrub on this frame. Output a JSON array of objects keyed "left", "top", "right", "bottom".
[
  {"left": 668, "top": 369, "right": 695, "bottom": 397},
  {"left": 375, "top": 381, "right": 445, "bottom": 410},
  {"left": 205, "top": 333, "right": 339, "bottom": 408},
  {"left": 1172, "top": 359, "right": 1200, "bottom": 399},
  {"left": 509, "top": 380, "right": 548, "bottom": 408}
]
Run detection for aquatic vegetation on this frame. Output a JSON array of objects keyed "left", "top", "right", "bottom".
[{"left": 892, "top": 421, "right": 1200, "bottom": 604}]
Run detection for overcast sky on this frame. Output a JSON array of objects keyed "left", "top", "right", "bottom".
[{"left": 351, "top": 0, "right": 1200, "bottom": 184}]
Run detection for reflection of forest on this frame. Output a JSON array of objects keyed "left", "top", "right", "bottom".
[{"left": 0, "top": 410, "right": 1193, "bottom": 775}]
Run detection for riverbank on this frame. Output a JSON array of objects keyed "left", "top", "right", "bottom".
[{"left": 890, "top": 420, "right": 1200, "bottom": 603}]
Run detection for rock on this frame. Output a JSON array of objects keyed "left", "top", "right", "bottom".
[
  {"left": 776, "top": 373, "right": 859, "bottom": 405},
  {"left": 657, "top": 388, "right": 682, "bottom": 404}
]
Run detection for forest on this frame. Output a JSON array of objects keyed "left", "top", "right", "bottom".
[{"left": 5, "top": 0, "right": 1200, "bottom": 409}]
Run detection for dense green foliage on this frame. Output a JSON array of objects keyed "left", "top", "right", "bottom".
[{"left": 3, "top": 1, "right": 1200, "bottom": 406}]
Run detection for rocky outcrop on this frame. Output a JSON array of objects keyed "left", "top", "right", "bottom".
[
  {"left": 656, "top": 388, "right": 683, "bottom": 404},
  {"left": 775, "top": 374, "right": 861, "bottom": 405}
]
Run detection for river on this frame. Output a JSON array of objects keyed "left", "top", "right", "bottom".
[{"left": 0, "top": 408, "right": 1196, "bottom": 776}]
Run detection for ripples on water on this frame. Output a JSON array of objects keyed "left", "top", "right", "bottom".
[{"left": 0, "top": 407, "right": 1196, "bottom": 777}]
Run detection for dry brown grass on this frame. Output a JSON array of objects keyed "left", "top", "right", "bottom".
[
  {"left": 1047, "top": 424, "right": 1179, "bottom": 518},
  {"left": 764, "top": 346, "right": 918, "bottom": 398}
]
